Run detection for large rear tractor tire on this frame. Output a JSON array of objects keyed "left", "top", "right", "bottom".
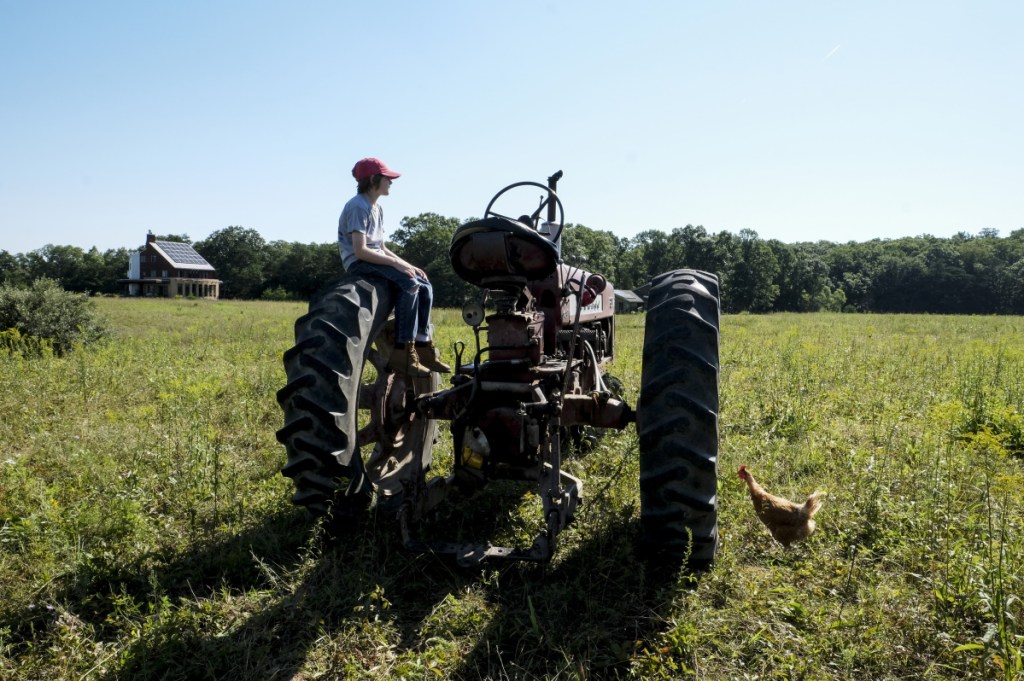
[
  {"left": 276, "top": 274, "right": 438, "bottom": 521},
  {"left": 637, "top": 269, "right": 721, "bottom": 570}
]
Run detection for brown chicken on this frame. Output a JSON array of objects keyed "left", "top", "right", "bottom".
[{"left": 737, "top": 465, "right": 825, "bottom": 547}]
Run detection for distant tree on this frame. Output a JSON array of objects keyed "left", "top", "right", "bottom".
[
  {"left": 561, "top": 224, "right": 623, "bottom": 284},
  {"left": 194, "top": 226, "right": 268, "bottom": 299},
  {"left": 98, "top": 248, "right": 132, "bottom": 294},
  {"left": 722, "top": 230, "right": 779, "bottom": 313},
  {"left": 915, "top": 239, "right": 971, "bottom": 313},
  {"left": 612, "top": 224, "right": 723, "bottom": 290},
  {"left": 673, "top": 224, "right": 727, "bottom": 275},
  {"left": 839, "top": 271, "right": 872, "bottom": 311},
  {"left": 999, "top": 259, "right": 1024, "bottom": 314},
  {"left": 621, "top": 229, "right": 681, "bottom": 286},
  {"left": 264, "top": 240, "right": 343, "bottom": 300},
  {"left": 21, "top": 245, "right": 89, "bottom": 291},
  {"left": 261, "top": 240, "right": 292, "bottom": 297},
  {"left": 769, "top": 242, "right": 803, "bottom": 311},
  {"left": 10, "top": 245, "right": 131, "bottom": 295},
  {"left": 73, "top": 247, "right": 108, "bottom": 293},
  {"left": 152, "top": 233, "right": 192, "bottom": 243},
  {"left": 0, "top": 251, "right": 28, "bottom": 287},
  {"left": 768, "top": 241, "right": 841, "bottom": 312},
  {"left": 9, "top": 218, "right": 1024, "bottom": 312},
  {"left": 956, "top": 233, "right": 1014, "bottom": 313},
  {"left": 871, "top": 245, "right": 929, "bottom": 312},
  {"left": 711, "top": 229, "right": 740, "bottom": 297},
  {"left": 826, "top": 241, "right": 884, "bottom": 311}
]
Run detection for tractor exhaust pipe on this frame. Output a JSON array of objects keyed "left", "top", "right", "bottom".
[{"left": 546, "top": 170, "right": 562, "bottom": 224}]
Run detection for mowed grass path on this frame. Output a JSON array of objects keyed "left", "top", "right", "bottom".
[{"left": 2, "top": 298, "right": 1022, "bottom": 679}]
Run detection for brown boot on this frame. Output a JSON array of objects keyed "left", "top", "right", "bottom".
[
  {"left": 415, "top": 341, "right": 452, "bottom": 373},
  {"left": 387, "top": 343, "right": 431, "bottom": 377}
]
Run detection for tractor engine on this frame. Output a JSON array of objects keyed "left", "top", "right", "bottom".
[{"left": 485, "top": 293, "right": 545, "bottom": 365}]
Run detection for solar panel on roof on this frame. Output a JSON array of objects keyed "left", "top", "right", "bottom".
[{"left": 155, "top": 241, "right": 211, "bottom": 267}]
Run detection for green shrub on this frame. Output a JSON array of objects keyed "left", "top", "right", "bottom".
[
  {"left": 259, "top": 285, "right": 296, "bottom": 301},
  {"left": 0, "top": 278, "right": 109, "bottom": 355},
  {"left": 0, "top": 328, "right": 54, "bottom": 358}
]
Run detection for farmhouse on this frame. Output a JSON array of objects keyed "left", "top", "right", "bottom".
[
  {"left": 614, "top": 289, "right": 646, "bottom": 313},
  {"left": 120, "top": 232, "right": 221, "bottom": 298}
]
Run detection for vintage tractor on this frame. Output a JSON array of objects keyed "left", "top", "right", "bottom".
[{"left": 276, "top": 171, "right": 721, "bottom": 569}]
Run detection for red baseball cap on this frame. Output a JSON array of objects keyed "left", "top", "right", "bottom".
[{"left": 352, "top": 157, "right": 401, "bottom": 181}]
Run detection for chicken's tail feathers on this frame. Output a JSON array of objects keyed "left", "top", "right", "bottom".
[{"left": 805, "top": 491, "right": 826, "bottom": 516}]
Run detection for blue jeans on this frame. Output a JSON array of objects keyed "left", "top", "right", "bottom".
[{"left": 349, "top": 261, "right": 433, "bottom": 344}]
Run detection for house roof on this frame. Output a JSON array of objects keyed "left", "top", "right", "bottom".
[
  {"left": 614, "top": 289, "right": 645, "bottom": 304},
  {"left": 151, "top": 241, "right": 215, "bottom": 272}
]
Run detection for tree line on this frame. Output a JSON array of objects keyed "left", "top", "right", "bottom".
[{"left": 2, "top": 217, "right": 1023, "bottom": 314}]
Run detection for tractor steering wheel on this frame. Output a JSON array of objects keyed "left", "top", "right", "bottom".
[{"left": 483, "top": 181, "right": 565, "bottom": 242}]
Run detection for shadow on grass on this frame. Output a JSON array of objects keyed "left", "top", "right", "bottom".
[
  {"left": 1, "top": 506, "right": 311, "bottom": 661},
  {"left": 448, "top": 515, "right": 695, "bottom": 679},
  {"left": 21, "top": 484, "right": 699, "bottom": 680},
  {"left": 94, "top": 514, "right": 423, "bottom": 679},
  {"left": 87, "top": 501, "right": 507, "bottom": 680}
]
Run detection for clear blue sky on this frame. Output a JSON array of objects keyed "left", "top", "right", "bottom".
[{"left": 2, "top": 1, "right": 1021, "bottom": 255}]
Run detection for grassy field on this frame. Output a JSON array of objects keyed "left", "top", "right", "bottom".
[{"left": 2, "top": 298, "right": 1023, "bottom": 680}]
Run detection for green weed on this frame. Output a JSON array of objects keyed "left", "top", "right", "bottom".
[{"left": 1, "top": 303, "right": 1022, "bottom": 679}]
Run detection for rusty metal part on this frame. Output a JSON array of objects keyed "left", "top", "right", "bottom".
[{"left": 560, "top": 392, "right": 634, "bottom": 429}]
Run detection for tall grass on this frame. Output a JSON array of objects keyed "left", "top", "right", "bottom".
[{"left": 1, "top": 302, "right": 1022, "bottom": 679}]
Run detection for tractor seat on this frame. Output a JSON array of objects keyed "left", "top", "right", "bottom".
[{"left": 449, "top": 216, "right": 559, "bottom": 290}]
